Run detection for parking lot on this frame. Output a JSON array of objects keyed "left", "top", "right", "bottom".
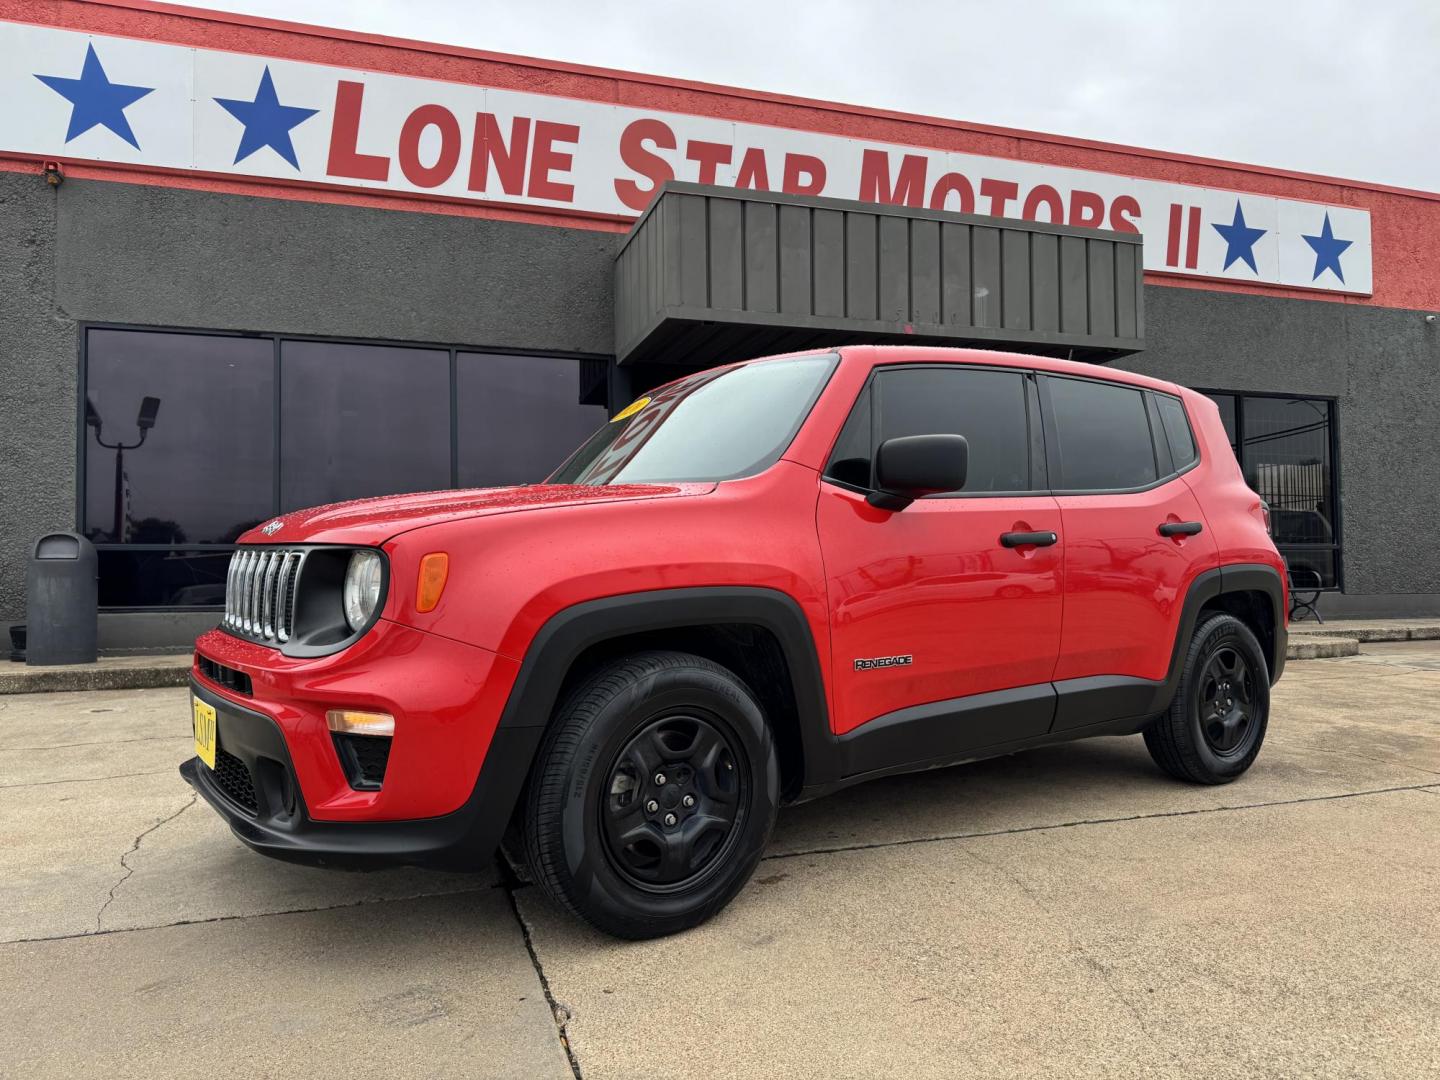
[{"left": 3, "top": 643, "right": 1439, "bottom": 1079}]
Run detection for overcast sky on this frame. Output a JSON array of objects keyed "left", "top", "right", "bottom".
[{"left": 197, "top": 0, "right": 1437, "bottom": 192}]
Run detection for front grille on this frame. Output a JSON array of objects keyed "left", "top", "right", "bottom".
[
  {"left": 196, "top": 653, "right": 252, "bottom": 695},
  {"left": 223, "top": 548, "right": 307, "bottom": 644},
  {"left": 212, "top": 747, "right": 259, "bottom": 814},
  {"left": 333, "top": 733, "right": 392, "bottom": 791}
]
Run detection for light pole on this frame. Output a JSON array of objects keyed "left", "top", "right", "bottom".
[{"left": 86, "top": 396, "right": 161, "bottom": 542}]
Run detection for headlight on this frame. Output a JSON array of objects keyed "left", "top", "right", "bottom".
[{"left": 342, "top": 550, "right": 384, "bottom": 631}]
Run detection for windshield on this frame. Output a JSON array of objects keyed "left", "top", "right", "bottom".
[{"left": 549, "top": 354, "right": 837, "bottom": 486}]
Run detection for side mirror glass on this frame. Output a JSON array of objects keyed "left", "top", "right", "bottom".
[{"left": 868, "top": 434, "right": 969, "bottom": 510}]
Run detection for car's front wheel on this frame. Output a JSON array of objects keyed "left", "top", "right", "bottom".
[
  {"left": 1144, "top": 613, "right": 1270, "bottom": 784},
  {"left": 521, "top": 650, "right": 779, "bottom": 939}
]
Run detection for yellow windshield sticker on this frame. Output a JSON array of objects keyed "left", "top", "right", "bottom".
[{"left": 611, "top": 395, "right": 651, "bottom": 422}]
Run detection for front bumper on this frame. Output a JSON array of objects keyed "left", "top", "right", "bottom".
[{"left": 182, "top": 675, "right": 541, "bottom": 869}]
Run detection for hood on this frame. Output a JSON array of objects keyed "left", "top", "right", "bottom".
[{"left": 239, "top": 483, "right": 715, "bottom": 546}]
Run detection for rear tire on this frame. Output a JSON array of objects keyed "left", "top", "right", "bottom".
[
  {"left": 1144, "top": 613, "right": 1270, "bottom": 784},
  {"left": 521, "top": 650, "right": 779, "bottom": 939}
]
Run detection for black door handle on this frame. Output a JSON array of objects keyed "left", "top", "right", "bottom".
[
  {"left": 1000, "top": 530, "right": 1058, "bottom": 548},
  {"left": 1158, "top": 521, "right": 1204, "bottom": 537}
]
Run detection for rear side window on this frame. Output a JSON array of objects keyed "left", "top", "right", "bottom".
[
  {"left": 1046, "top": 377, "right": 1158, "bottom": 491},
  {"left": 826, "top": 367, "right": 1032, "bottom": 493},
  {"left": 1154, "top": 394, "right": 1198, "bottom": 471}
]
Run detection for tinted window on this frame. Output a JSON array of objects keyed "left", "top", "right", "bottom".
[
  {"left": 1047, "top": 377, "right": 1157, "bottom": 491},
  {"left": 1155, "top": 394, "right": 1198, "bottom": 470},
  {"left": 280, "top": 341, "right": 451, "bottom": 510},
  {"left": 874, "top": 368, "right": 1031, "bottom": 493},
  {"left": 457, "top": 353, "right": 608, "bottom": 487},
  {"left": 84, "top": 329, "right": 274, "bottom": 544},
  {"left": 1208, "top": 392, "right": 1239, "bottom": 454},
  {"left": 824, "top": 387, "right": 874, "bottom": 489},
  {"left": 552, "top": 355, "right": 835, "bottom": 485},
  {"left": 1243, "top": 397, "right": 1336, "bottom": 579}
]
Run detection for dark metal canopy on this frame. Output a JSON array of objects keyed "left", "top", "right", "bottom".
[{"left": 615, "top": 182, "right": 1144, "bottom": 367}]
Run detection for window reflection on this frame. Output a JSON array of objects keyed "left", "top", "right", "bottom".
[
  {"left": 84, "top": 330, "right": 274, "bottom": 544},
  {"left": 83, "top": 328, "right": 611, "bottom": 607},
  {"left": 280, "top": 340, "right": 451, "bottom": 511},
  {"left": 1203, "top": 391, "right": 1339, "bottom": 588}
]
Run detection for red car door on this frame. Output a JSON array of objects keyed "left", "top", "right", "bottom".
[
  {"left": 1039, "top": 375, "right": 1219, "bottom": 731},
  {"left": 817, "top": 365, "right": 1064, "bottom": 762}
]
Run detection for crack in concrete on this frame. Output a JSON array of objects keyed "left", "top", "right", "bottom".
[
  {"left": 94, "top": 793, "right": 197, "bottom": 933},
  {"left": 959, "top": 844, "right": 1185, "bottom": 1070},
  {"left": 7, "top": 881, "right": 504, "bottom": 947},
  {"left": 1, "top": 735, "right": 189, "bottom": 752},
  {"left": 763, "top": 781, "right": 1440, "bottom": 861},
  {"left": 500, "top": 866, "right": 583, "bottom": 1080},
  {"left": 1292, "top": 744, "right": 1440, "bottom": 779},
  {"left": 1, "top": 768, "right": 174, "bottom": 790}
]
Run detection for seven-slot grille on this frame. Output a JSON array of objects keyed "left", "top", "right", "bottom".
[{"left": 224, "top": 548, "right": 306, "bottom": 643}]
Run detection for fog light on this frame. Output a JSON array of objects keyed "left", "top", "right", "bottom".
[{"left": 325, "top": 709, "right": 395, "bottom": 737}]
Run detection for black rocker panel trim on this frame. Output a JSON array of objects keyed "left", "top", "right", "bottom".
[
  {"left": 837, "top": 683, "right": 1055, "bottom": 778},
  {"left": 1049, "top": 675, "right": 1165, "bottom": 734}
]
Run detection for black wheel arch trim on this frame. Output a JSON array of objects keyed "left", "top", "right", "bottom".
[{"left": 494, "top": 585, "right": 840, "bottom": 791}]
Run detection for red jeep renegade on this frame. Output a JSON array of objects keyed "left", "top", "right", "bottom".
[{"left": 185, "top": 346, "right": 1287, "bottom": 938}]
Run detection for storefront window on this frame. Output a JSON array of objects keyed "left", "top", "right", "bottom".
[
  {"left": 1203, "top": 391, "right": 1341, "bottom": 589},
  {"left": 456, "top": 352, "right": 607, "bottom": 487},
  {"left": 81, "top": 327, "right": 609, "bottom": 608},
  {"left": 280, "top": 341, "right": 451, "bottom": 510},
  {"left": 83, "top": 329, "right": 275, "bottom": 545}
]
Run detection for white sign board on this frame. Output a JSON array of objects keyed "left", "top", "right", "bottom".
[{"left": 0, "top": 22, "right": 1372, "bottom": 294}]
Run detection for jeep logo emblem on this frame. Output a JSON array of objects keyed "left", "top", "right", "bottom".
[{"left": 260, "top": 519, "right": 284, "bottom": 536}]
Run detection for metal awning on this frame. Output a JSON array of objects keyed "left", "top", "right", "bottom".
[{"left": 615, "top": 183, "right": 1144, "bottom": 367}]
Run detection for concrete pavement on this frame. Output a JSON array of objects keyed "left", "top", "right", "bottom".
[{"left": 3, "top": 643, "right": 1439, "bottom": 1078}]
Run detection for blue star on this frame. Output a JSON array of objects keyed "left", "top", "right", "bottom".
[
  {"left": 35, "top": 43, "right": 153, "bottom": 149},
  {"left": 1211, "top": 201, "right": 1267, "bottom": 274},
  {"left": 214, "top": 67, "right": 318, "bottom": 169},
  {"left": 1302, "top": 212, "right": 1352, "bottom": 283}
]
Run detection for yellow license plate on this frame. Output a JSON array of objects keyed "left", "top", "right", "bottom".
[{"left": 192, "top": 696, "right": 217, "bottom": 770}]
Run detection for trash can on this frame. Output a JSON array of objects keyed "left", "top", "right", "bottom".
[{"left": 25, "top": 533, "right": 98, "bottom": 666}]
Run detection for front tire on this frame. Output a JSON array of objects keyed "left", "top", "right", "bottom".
[
  {"left": 1144, "top": 613, "right": 1270, "bottom": 784},
  {"left": 521, "top": 650, "right": 779, "bottom": 939}
]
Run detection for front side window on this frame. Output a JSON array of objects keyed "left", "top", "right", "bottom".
[
  {"left": 551, "top": 354, "right": 836, "bottom": 485},
  {"left": 823, "top": 367, "right": 1032, "bottom": 494},
  {"left": 1046, "top": 376, "right": 1158, "bottom": 491}
]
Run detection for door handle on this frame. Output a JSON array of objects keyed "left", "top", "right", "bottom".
[
  {"left": 1000, "top": 530, "right": 1058, "bottom": 548},
  {"left": 1158, "top": 521, "right": 1204, "bottom": 537}
]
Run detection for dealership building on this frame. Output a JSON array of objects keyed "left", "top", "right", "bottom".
[{"left": 2, "top": 0, "right": 1438, "bottom": 653}]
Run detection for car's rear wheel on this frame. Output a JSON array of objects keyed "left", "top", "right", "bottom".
[
  {"left": 521, "top": 650, "right": 779, "bottom": 939},
  {"left": 1144, "top": 613, "right": 1270, "bottom": 784}
]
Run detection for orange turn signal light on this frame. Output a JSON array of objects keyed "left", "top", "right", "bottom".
[
  {"left": 325, "top": 709, "right": 395, "bottom": 737},
  {"left": 416, "top": 552, "right": 449, "bottom": 613}
]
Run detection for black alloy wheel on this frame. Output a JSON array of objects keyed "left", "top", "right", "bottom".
[
  {"left": 521, "top": 650, "right": 779, "bottom": 939},
  {"left": 1197, "top": 645, "right": 1256, "bottom": 756},
  {"left": 601, "top": 713, "right": 747, "bottom": 891},
  {"left": 1144, "top": 612, "right": 1270, "bottom": 784}
]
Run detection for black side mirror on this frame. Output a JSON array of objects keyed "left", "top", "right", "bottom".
[{"left": 868, "top": 434, "right": 969, "bottom": 511}]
